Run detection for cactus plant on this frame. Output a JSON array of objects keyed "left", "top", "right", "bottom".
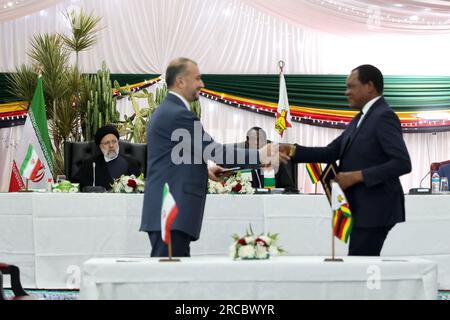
[
  {"left": 85, "top": 61, "right": 119, "bottom": 141},
  {"left": 114, "top": 83, "right": 202, "bottom": 143}
]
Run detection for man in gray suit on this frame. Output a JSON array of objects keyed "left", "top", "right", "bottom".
[{"left": 140, "top": 57, "right": 288, "bottom": 257}]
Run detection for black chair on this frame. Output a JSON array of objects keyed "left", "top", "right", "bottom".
[{"left": 64, "top": 140, "right": 147, "bottom": 181}]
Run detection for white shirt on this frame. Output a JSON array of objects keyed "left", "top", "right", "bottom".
[
  {"left": 169, "top": 91, "right": 190, "bottom": 111},
  {"left": 357, "top": 95, "right": 381, "bottom": 127}
]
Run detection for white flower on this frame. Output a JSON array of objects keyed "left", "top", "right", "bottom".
[
  {"left": 120, "top": 175, "right": 129, "bottom": 185},
  {"left": 229, "top": 226, "right": 283, "bottom": 260},
  {"left": 111, "top": 174, "right": 145, "bottom": 193},
  {"left": 269, "top": 245, "right": 280, "bottom": 256},
  {"left": 229, "top": 243, "right": 237, "bottom": 259},
  {"left": 244, "top": 235, "right": 256, "bottom": 245},
  {"left": 255, "top": 244, "right": 269, "bottom": 259},
  {"left": 208, "top": 172, "right": 255, "bottom": 195},
  {"left": 238, "top": 245, "right": 255, "bottom": 259},
  {"left": 215, "top": 183, "right": 225, "bottom": 194},
  {"left": 258, "top": 236, "right": 271, "bottom": 246}
]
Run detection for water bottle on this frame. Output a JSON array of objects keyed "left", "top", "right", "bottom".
[
  {"left": 440, "top": 177, "right": 449, "bottom": 192},
  {"left": 431, "top": 172, "right": 440, "bottom": 193}
]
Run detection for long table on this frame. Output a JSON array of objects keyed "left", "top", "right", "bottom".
[
  {"left": 0, "top": 193, "right": 449, "bottom": 289},
  {"left": 80, "top": 256, "right": 438, "bottom": 300}
]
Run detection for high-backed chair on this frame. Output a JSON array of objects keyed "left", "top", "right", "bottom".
[
  {"left": 64, "top": 140, "right": 147, "bottom": 181},
  {"left": 0, "top": 263, "right": 37, "bottom": 300},
  {"left": 430, "top": 159, "right": 450, "bottom": 188}
]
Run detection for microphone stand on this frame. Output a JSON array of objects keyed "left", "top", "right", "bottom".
[
  {"left": 82, "top": 162, "right": 106, "bottom": 193},
  {"left": 409, "top": 170, "right": 431, "bottom": 194}
]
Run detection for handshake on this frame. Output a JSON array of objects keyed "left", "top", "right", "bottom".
[
  {"left": 208, "top": 143, "right": 296, "bottom": 182},
  {"left": 258, "top": 143, "right": 296, "bottom": 167}
]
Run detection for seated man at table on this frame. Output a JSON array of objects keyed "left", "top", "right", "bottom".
[
  {"left": 438, "top": 163, "right": 450, "bottom": 182},
  {"left": 73, "top": 125, "right": 142, "bottom": 191},
  {"left": 243, "top": 127, "right": 297, "bottom": 190}
]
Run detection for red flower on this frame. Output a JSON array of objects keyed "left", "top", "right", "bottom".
[
  {"left": 233, "top": 183, "right": 242, "bottom": 192},
  {"left": 127, "top": 179, "right": 137, "bottom": 188},
  {"left": 238, "top": 238, "right": 247, "bottom": 245}
]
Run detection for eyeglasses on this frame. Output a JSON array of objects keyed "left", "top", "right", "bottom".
[{"left": 100, "top": 140, "right": 118, "bottom": 146}]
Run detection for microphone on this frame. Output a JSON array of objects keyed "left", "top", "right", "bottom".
[
  {"left": 419, "top": 170, "right": 430, "bottom": 188},
  {"left": 93, "top": 162, "right": 96, "bottom": 186},
  {"left": 254, "top": 169, "right": 262, "bottom": 188},
  {"left": 409, "top": 170, "right": 431, "bottom": 194},
  {"left": 82, "top": 161, "right": 106, "bottom": 193}
]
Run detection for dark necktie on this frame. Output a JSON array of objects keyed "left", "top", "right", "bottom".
[
  {"left": 342, "top": 111, "right": 363, "bottom": 156},
  {"left": 356, "top": 110, "right": 364, "bottom": 128}
]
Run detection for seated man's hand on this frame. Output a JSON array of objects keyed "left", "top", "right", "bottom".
[{"left": 208, "top": 165, "right": 229, "bottom": 182}]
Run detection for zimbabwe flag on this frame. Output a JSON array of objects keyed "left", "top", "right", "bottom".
[
  {"left": 306, "top": 163, "right": 322, "bottom": 184},
  {"left": 331, "top": 182, "right": 353, "bottom": 243}
]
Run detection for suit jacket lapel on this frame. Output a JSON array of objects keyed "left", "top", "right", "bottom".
[
  {"left": 340, "top": 97, "right": 385, "bottom": 158},
  {"left": 340, "top": 115, "right": 360, "bottom": 158}
]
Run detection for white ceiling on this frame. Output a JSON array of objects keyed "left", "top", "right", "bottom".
[
  {"left": 242, "top": 0, "right": 450, "bottom": 34},
  {"left": 2, "top": 0, "right": 450, "bottom": 34},
  {"left": 0, "top": 0, "right": 62, "bottom": 22}
]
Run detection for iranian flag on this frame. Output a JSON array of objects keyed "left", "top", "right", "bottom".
[
  {"left": 161, "top": 183, "right": 178, "bottom": 244},
  {"left": 20, "top": 144, "right": 45, "bottom": 182},
  {"left": 9, "top": 75, "right": 53, "bottom": 192}
]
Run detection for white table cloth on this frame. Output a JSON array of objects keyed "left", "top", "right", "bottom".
[
  {"left": 79, "top": 256, "right": 438, "bottom": 300},
  {"left": 0, "top": 193, "right": 449, "bottom": 289}
]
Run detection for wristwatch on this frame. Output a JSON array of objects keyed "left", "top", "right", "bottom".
[{"left": 288, "top": 144, "right": 296, "bottom": 157}]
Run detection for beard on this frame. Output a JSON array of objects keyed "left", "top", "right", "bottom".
[{"left": 102, "top": 147, "right": 119, "bottom": 162}]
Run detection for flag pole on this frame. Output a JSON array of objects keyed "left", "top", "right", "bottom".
[
  {"left": 168, "top": 235, "right": 173, "bottom": 260},
  {"left": 325, "top": 183, "right": 343, "bottom": 262},
  {"left": 278, "top": 60, "right": 285, "bottom": 74},
  {"left": 160, "top": 231, "right": 180, "bottom": 263},
  {"left": 325, "top": 211, "right": 343, "bottom": 262},
  {"left": 20, "top": 179, "right": 32, "bottom": 193}
]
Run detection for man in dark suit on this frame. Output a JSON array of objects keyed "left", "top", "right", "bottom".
[
  {"left": 140, "top": 58, "right": 288, "bottom": 257},
  {"left": 438, "top": 163, "right": 450, "bottom": 183},
  {"left": 244, "top": 127, "right": 297, "bottom": 190},
  {"left": 284, "top": 65, "right": 411, "bottom": 256},
  {"left": 73, "top": 124, "right": 142, "bottom": 191}
]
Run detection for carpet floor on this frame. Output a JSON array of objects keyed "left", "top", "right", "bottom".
[{"left": 3, "top": 289, "right": 450, "bottom": 300}]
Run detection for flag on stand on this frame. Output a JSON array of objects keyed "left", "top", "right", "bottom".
[
  {"left": 306, "top": 162, "right": 323, "bottom": 184},
  {"left": 161, "top": 183, "right": 179, "bottom": 244},
  {"left": 275, "top": 70, "right": 292, "bottom": 141},
  {"left": 331, "top": 182, "right": 353, "bottom": 243},
  {"left": 9, "top": 75, "right": 53, "bottom": 192},
  {"left": 20, "top": 144, "right": 45, "bottom": 182}
]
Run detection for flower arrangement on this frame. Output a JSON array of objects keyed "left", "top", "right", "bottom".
[
  {"left": 208, "top": 171, "right": 254, "bottom": 194},
  {"left": 111, "top": 174, "right": 145, "bottom": 193},
  {"left": 229, "top": 225, "right": 284, "bottom": 260}
]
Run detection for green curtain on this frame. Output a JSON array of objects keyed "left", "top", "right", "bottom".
[
  {"left": 0, "top": 73, "right": 159, "bottom": 104},
  {"left": 2, "top": 73, "right": 450, "bottom": 112},
  {"left": 202, "top": 75, "right": 450, "bottom": 112}
]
